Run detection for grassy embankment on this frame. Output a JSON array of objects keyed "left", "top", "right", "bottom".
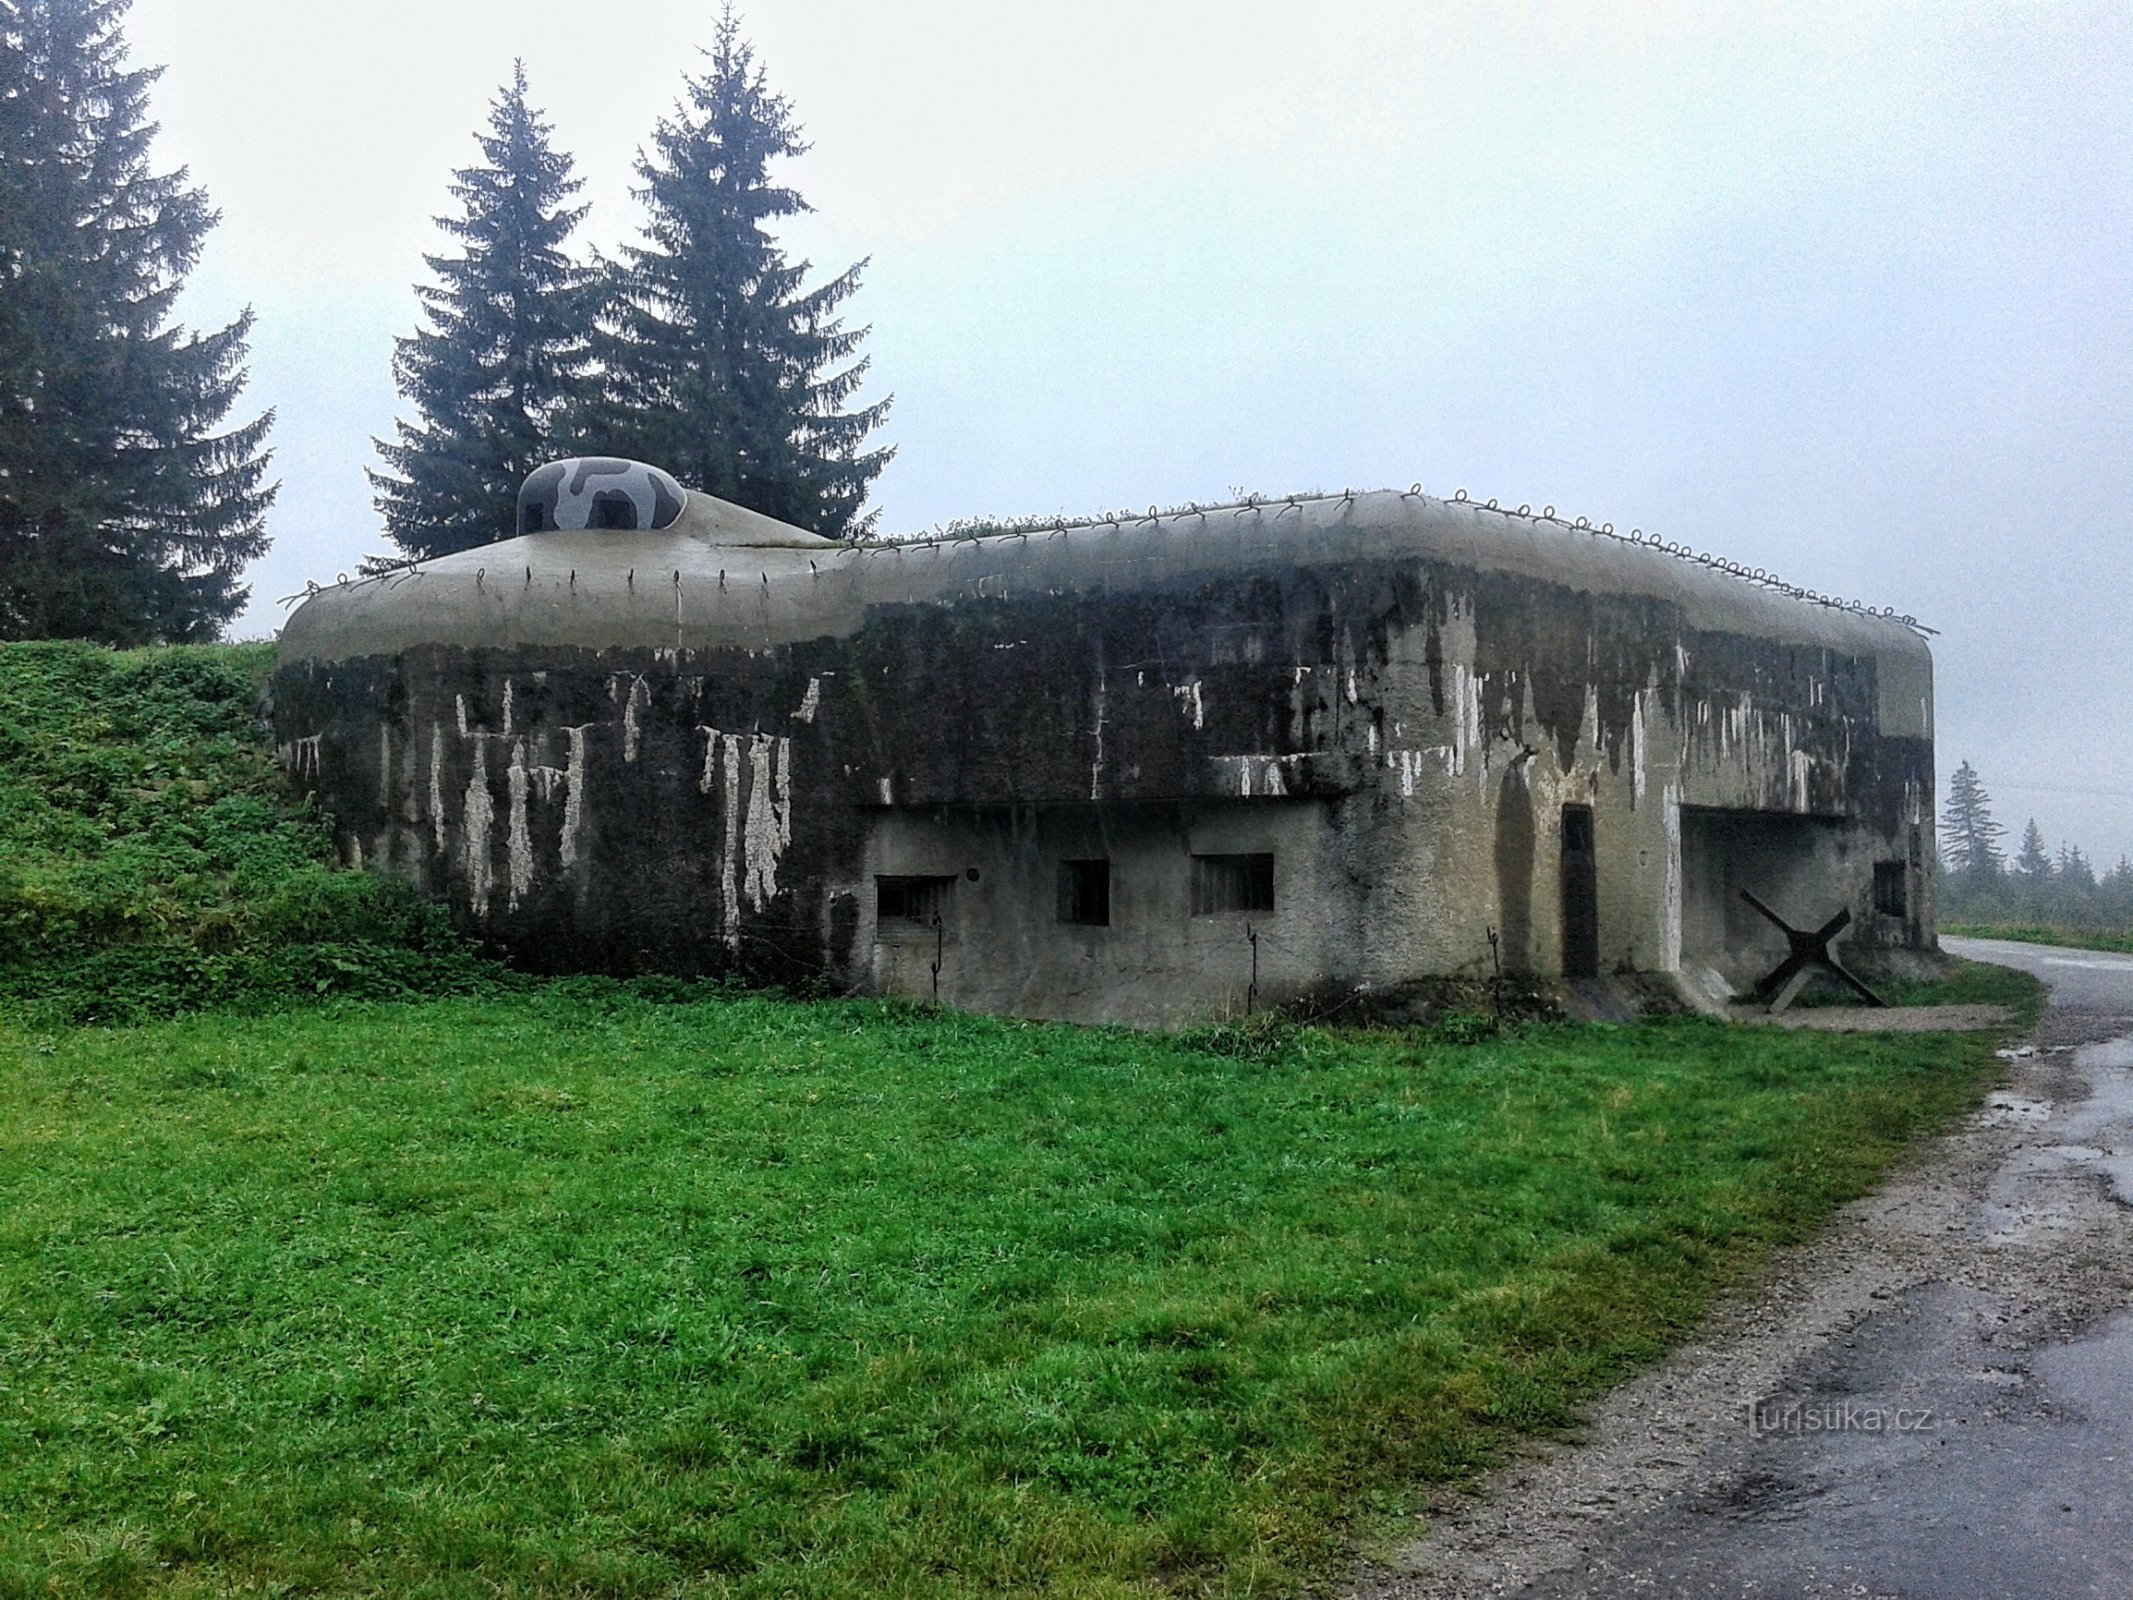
[
  {"left": 1944, "top": 923, "right": 2133, "bottom": 957},
  {"left": 0, "top": 641, "right": 2039, "bottom": 1599},
  {"left": 0, "top": 642, "right": 505, "bottom": 1026}
]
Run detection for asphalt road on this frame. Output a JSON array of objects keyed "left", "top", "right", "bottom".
[
  {"left": 1362, "top": 937, "right": 2133, "bottom": 1600},
  {"left": 1950, "top": 935, "right": 2133, "bottom": 1019}
]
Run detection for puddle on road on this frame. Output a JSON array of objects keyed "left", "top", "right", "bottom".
[
  {"left": 1978, "top": 1093, "right": 2052, "bottom": 1125},
  {"left": 2075, "top": 1037, "right": 2133, "bottom": 1074},
  {"left": 1979, "top": 1035, "right": 2133, "bottom": 1235},
  {"left": 2033, "top": 1309, "right": 2133, "bottom": 1421},
  {"left": 2058, "top": 1038, "right": 2133, "bottom": 1206}
]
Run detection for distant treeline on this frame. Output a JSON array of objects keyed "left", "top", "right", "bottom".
[{"left": 1939, "top": 759, "right": 2130, "bottom": 932}]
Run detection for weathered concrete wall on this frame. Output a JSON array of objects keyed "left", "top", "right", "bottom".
[{"left": 273, "top": 490, "right": 1935, "bottom": 1024}]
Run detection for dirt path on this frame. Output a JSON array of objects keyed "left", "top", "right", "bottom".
[{"left": 1348, "top": 938, "right": 2133, "bottom": 1600}]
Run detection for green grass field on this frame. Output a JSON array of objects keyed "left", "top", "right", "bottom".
[
  {"left": 0, "top": 641, "right": 2041, "bottom": 1596},
  {"left": 1944, "top": 923, "right": 2133, "bottom": 957},
  {"left": 1, "top": 991, "right": 2028, "bottom": 1598}
]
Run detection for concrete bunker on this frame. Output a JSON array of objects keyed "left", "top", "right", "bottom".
[{"left": 272, "top": 459, "right": 1939, "bottom": 1027}]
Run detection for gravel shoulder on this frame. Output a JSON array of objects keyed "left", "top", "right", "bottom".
[{"left": 1348, "top": 938, "right": 2133, "bottom": 1600}]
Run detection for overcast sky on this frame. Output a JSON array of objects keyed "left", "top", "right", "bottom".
[{"left": 124, "top": 0, "right": 2131, "bottom": 863}]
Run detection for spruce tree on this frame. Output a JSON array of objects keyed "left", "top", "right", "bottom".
[
  {"left": 2014, "top": 819, "right": 2053, "bottom": 881},
  {"left": 0, "top": 0, "right": 274, "bottom": 643},
  {"left": 370, "top": 63, "right": 596, "bottom": 560},
  {"left": 592, "top": 6, "right": 890, "bottom": 537},
  {"left": 2057, "top": 842, "right": 2095, "bottom": 892},
  {"left": 1939, "top": 760, "right": 2004, "bottom": 878}
]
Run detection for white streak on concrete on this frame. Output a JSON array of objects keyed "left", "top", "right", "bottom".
[
  {"left": 793, "top": 678, "right": 821, "bottom": 723},
  {"left": 1631, "top": 692, "right": 1647, "bottom": 806},
  {"left": 878, "top": 775, "right": 894, "bottom": 805},
  {"left": 378, "top": 725, "right": 392, "bottom": 808},
  {"left": 502, "top": 678, "right": 514, "bottom": 737},
  {"left": 462, "top": 740, "right": 494, "bottom": 918},
  {"left": 1385, "top": 748, "right": 1447, "bottom": 797},
  {"left": 560, "top": 725, "right": 592, "bottom": 870},
  {"left": 622, "top": 676, "right": 651, "bottom": 763},
  {"left": 720, "top": 735, "right": 743, "bottom": 951},
  {"left": 775, "top": 735, "right": 793, "bottom": 830},
  {"left": 742, "top": 734, "right": 793, "bottom": 909},
  {"left": 277, "top": 735, "right": 323, "bottom": 781},
  {"left": 1663, "top": 782, "right": 1683, "bottom": 971},
  {"left": 1090, "top": 672, "right": 1107, "bottom": 800},
  {"left": 1458, "top": 665, "right": 1482, "bottom": 789},
  {"left": 429, "top": 724, "right": 447, "bottom": 851},
  {"left": 506, "top": 741, "right": 534, "bottom": 911},
  {"left": 1220, "top": 753, "right": 1291, "bottom": 798},
  {"left": 456, "top": 694, "right": 469, "bottom": 738}
]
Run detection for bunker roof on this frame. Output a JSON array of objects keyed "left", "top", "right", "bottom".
[{"left": 278, "top": 487, "right": 1931, "bottom": 669}]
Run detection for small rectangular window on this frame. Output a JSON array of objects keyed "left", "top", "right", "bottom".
[
  {"left": 1873, "top": 860, "right": 1907, "bottom": 918},
  {"left": 1191, "top": 853, "right": 1274, "bottom": 915},
  {"left": 1057, "top": 859, "right": 1111, "bottom": 926},
  {"left": 877, "top": 874, "right": 955, "bottom": 926}
]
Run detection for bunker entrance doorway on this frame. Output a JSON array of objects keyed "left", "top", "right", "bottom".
[
  {"left": 1679, "top": 807, "right": 1848, "bottom": 991},
  {"left": 1560, "top": 805, "right": 1599, "bottom": 979}
]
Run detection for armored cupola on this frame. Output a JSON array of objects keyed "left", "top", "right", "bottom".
[
  {"left": 517, "top": 458, "right": 685, "bottom": 533},
  {"left": 515, "top": 457, "right": 838, "bottom": 549}
]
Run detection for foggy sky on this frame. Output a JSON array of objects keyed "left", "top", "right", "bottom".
[{"left": 121, "top": 1, "right": 2133, "bottom": 862}]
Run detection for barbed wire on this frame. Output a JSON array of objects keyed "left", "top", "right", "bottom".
[
  {"left": 875, "top": 486, "right": 1934, "bottom": 635},
  {"left": 284, "top": 485, "right": 1932, "bottom": 636}
]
